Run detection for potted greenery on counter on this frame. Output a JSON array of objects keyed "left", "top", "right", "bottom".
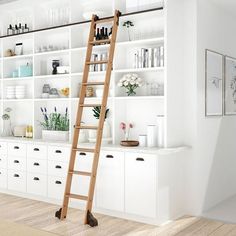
[{"left": 40, "top": 107, "right": 69, "bottom": 141}]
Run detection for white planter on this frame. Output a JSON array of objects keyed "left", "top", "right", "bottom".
[{"left": 42, "top": 130, "right": 69, "bottom": 141}]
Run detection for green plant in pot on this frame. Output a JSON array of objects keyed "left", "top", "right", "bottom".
[
  {"left": 88, "top": 106, "right": 111, "bottom": 143},
  {"left": 39, "top": 107, "right": 69, "bottom": 141}
]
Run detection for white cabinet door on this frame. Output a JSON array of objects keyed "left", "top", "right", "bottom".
[
  {"left": 96, "top": 151, "right": 124, "bottom": 212},
  {"left": 48, "top": 176, "right": 65, "bottom": 200},
  {"left": 0, "top": 168, "right": 7, "bottom": 189},
  {"left": 0, "top": 155, "right": 7, "bottom": 169},
  {"left": 48, "top": 146, "right": 70, "bottom": 163},
  {"left": 27, "top": 158, "right": 47, "bottom": 175},
  {"left": 8, "top": 156, "right": 26, "bottom": 171},
  {"left": 27, "top": 173, "right": 47, "bottom": 197},
  {"left": 8, "top": 143, "right": 26, "bottom": 157},
  {"left": 125, "top": 153, "right": 157, "bottom": 218},
  {"left": 8, "top": 170, "right": 26, "bottom": 192},
  {"left": 27, "top": 144, "right": 47, "bottom": 159}
]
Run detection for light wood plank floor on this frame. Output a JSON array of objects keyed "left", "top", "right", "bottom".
[{"left": 0, "top": 193, "right": 236, "bottom": 235}]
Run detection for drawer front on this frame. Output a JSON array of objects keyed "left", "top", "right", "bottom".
[
  {"left": 8, "top": 143, "right": 26, "bottom": 157},
  {"left": 48, "top": 161, "right": 68, "bottom": 177},
  {"left": 0, "top": 155, "right": 7, "bottom": 169},
  {"left": 75, "top": 152, "right": 93, "bottom": 172},
  {"left": 8, "top": 170, "right": 26, "bottom": 192},
  {"left": 0, "top": 142, "right": 7, "bottom": 154},
  {"left": 8, "top": 156, "right": 26, "bottom": 171},
  {"left": 27, "top": 173, "right": 47, "bottom": 197},
  {"left": 27, "top": 144, "right": 47, "bottom": 159},
  {"left": 48, "top": 176, "right": 65, "bottom": 200},
  {"left": 48, "top": 146, "right": 70, "bottom": 163},
  {"left": 125, "top": 152, "right": 157, "bottom": 218},
  {"left": 27, "top": 158, "right": 47, "bottom": 175},
  {"left": 0, "top": 168, "right": 7, "bottom": 189}
]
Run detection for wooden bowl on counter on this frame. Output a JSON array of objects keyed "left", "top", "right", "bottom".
[{"left": 120, "top": 140, "right": 139, "bottom": 147}]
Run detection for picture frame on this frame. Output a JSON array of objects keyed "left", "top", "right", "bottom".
[{"left": 205, "top": 49, "right": 224, "bottom": 117}]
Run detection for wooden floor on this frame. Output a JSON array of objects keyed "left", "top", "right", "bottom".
[{"left": 0, "top": 193, "right": 236, "bottom": 235}]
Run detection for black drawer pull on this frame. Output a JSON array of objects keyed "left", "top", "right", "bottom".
[
  {"left": 34, "top": 148, "right": 40, "bottom": 151},
  {"left": 55, "top": 165, "right": 62, "bottom": 169},
  {"left": 14, "top": 160, "right": 19, "bottom": 163},
  {"left": 33, "top": 177, "right": 40, "bottom": 181},
  {"left": 55, "top": 150, "right": 62, "bottom": 154},
  {"left": 79, "top": 152, "right": 86, "bottom": 156},
  {"left": 106, "top": 155, "right": 114, "bottom": 158},
  {"left": 55, "top": 181, "right": 62, "bottom": 185},
  {"left": 136, "top": 158, "right": 144, "bottom": 161},
  {"left": 14, "top": 146, "right": 19, "bottom": 149},
  {"left": 34, "top": 162, "right": 40, "bottom": 166},
  {"left": 14, "top": 174, "right": 19, "bottom": 177}
]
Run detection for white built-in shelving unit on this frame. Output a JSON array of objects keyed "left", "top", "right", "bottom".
[{"left": 0, "top": 0, "right": 165, "bottom": 146}]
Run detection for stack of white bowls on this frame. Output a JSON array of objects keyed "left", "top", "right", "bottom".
[
  {"left": 6, "top": 86, "right": 15, "bottom": 99},
  {"left": 15, "top": 86, "right": 25, "bottom": 99}
]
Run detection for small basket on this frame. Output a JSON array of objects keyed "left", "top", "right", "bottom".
[{"left": 120, "top": 140, "right": 139, "bottom": 147}]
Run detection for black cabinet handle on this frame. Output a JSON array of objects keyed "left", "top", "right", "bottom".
[
  {"left": 106, "top": 155, "right": 114, "bottom": 158},
  {"left": 14, "top": 160, "right": 19, "bottom": 163},
  {"left": 14, "top": 174, "right": 19, "bottom": 177},
  {"left": 55, "top": 181, "right": 62, "bottom": 185},
  {"left": 34, "top": 162, "right": 39, "bottom": 166},
  {"left": 33, "top": 177, "right": 40, "bottom": 181},
  {"left": 55, "top": 165, "right": 62, "bottom": 169},
  {"left": 79, "top": 152, "right": 86, "bottom": 156},
  {"left": 136, "top": 158, "right": 144, "bottom": 161},
  {"left": 55, "top": 150, "right": 62, "bottom": 154},
  {"left": 34, "top": 148, "right": 40, "bottom": 151},
  {"left": 14, "top": 146, "right": 19, "bottom": 149}
]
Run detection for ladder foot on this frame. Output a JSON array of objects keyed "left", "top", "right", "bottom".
[
  {"left": 87, "top": 210, "right": 98, "bottom": 227},
  {"left": 55, "top": 208, "right": 66, "bottom": 220}
]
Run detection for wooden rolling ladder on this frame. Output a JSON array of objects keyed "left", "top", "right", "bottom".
[{"left": 55, "top": 10, "right": 121, "bottom": 227}]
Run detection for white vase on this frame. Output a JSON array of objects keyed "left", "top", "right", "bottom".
[
  {"left": 42, "top": 130, "right": 69, "bottom": 141},
  {"left": 147, "top": 125, "right": 157, "bottom": 147},
  {"left": 1, "top": 120, "right": 12, "bottom": 137},
  {"left": 157, "top": 115, "right": 165, "bottom": 147},
  {"left": 103, "top": 120, "right": 111, "bottom": 139}
]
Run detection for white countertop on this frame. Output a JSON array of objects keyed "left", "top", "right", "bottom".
[{"left": 0, "top": 136, "right": 190, "bottom": 155}]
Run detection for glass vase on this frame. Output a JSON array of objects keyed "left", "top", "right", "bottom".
[{"left": 2, "top": 119, "right": 12, "bottom": 137}]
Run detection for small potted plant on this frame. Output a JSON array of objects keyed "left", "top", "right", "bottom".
[
  {"left": 88, "top": 106, "right": 111, "bottom": 143},
  {"left": 117, "top": 73, "right": 143, "bottom": 96},
  {"left": 120, "top": 122, "right": 139, "bottom": 146},
  {"left": 123, "top": 20, "right": 134, "bottom": 41},
  {"left": 40, "top": 107, "right": 69, "bottom": 141}
]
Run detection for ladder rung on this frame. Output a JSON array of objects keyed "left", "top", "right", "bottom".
[
  {"left": 86, "top": 60, "right": 108, "bottom": 65},
  {"left": 66, "top": 194, "right": 88, "bottom": 201},
  {"left": 80, "top": 104, "right": 102, "bottom": 107},
  {"left": 75, "top": 125, "right": 98, "bottom": 130},
  {"left": 69, "top": 171, "right": 92, "bottom": 176},
  {"left": 73, "top": 148, "right": 95, "bottom": 153},
  {"left": 82, "top": 82, "right": 105, "bottom": 86},
  {"left": 95, "top": 17, "right": 114, "bottom": 24},
  {"left": 90, "top": 39, "right": 111, "bottom": 45}
]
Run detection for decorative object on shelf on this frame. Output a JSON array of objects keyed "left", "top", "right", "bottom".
[
  {"left": 12, "top": 70, "right": 19, "bottom": 78},
  {"left": 35, "top": 41, "right": 69, "bottom": 53},
  {"left": 14, "top": 43, "right": 23, "bottom": 56},
  {"left": 49, "top": 88, "right": 59, "bottom": 98},
  {"left": 117, "top": 73, "right": 143, "bottom": 96},
  {"left": 60, "top": 87, "right": 69, "bottom": 97},
  {"left": 146, "top": 81, "right": 163, "bottom": 96},
  {"left": 138, "top": 134, "right": 147, "bottom": 147},
  {"left": 86, "top": 87, "right": 94, "bottom": 97},
  {"left": 122, "top": 20, "right": 134, "bottom": 41},
  {"left": 205, "top": 49, "right": 224, "bottom": 116},
  {"left": 41, "top": 84, "right": 50, "bottom": 98},
  {"left": 120, "top": 122, "right": 133, "bottom": 140},
  {"left": 120, "top": 140, "right": 139, "bottom": 147},
  {"left": 15, "top": 85, "right": 26, "bottom": 99},
  {"left": 90, "top": 52, "right": 108, "bottom": 72},
  {"left": 147, "top": 125, "right": 157, "bottom": 147},
  {"left": 89, "top": 106, "right": 111, "bottom": 143},
  {"left": 52, "top": 60, "right": 60, "bottom": 74},
  {"left": 18, "top": 63, "right": 33, "bottom": 77},
  {"left": 13, "top": 126, "right": 27, "bottom": 137},
  {"left": 7, "top": 23, "right": 29, "bottom": 36},
  {"left": 224, "top": 55, "right": 236, "bottom": 115},
  {"left": 57, "top": 66, "right": 70, "bottom": 74},
  {"left": 4, "top": 49, "right": 15, "bottom": 57},
  {"left": 157, "top": 115, "right": 164, "bottom": 147},
  {"left": 134, "top": 46, "right": 164, "bottom": 69},
  {"left": 94, "top": 26, "right": 110, "bottom": 41},
  {"left": 40, "top": 107, "right": 69, "bottom": 141},
  {"left": 1, "top": 107, "right": 12, "bottom": 137},
  {"left": 26, "top": 125, "right": 33, "bottom": 138}
]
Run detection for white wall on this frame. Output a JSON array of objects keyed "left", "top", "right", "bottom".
[{"left": 186, "top": 0, "right": 236, "bottom": 215}]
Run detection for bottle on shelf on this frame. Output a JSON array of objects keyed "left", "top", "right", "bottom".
[
  {"left": 101, "top": 27, "right": 105, "bottom": 40},
  {"left": 24, "top": 24, "right": 29, "bottom": 32},
  {"left": 109, "top": 27, "right": 113, "bottom": 39},
  {"left": 105, "top": 28, "right": 108, "bottom": 39},
  {"left": 14, "top": 25, "right": 19, "bottom": 34},
  {"left": 7, "top": 24, "right": 13, "bottom": 35},
  {"left": 96, "top": 28, "right": 100, "bottom": 41},
  {"left": 18, "top": 23, "right": 22, "bottom": 34}
]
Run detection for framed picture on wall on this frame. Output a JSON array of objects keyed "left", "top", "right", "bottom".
[
  {"left": 224, "top": 56, "right": 236, "bottom": 115},
  {"left": 205, "top": 49, "right": 224, "bottom": 116}
]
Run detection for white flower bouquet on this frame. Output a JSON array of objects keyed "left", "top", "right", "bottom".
[{"left": 117, "top": 73, "right": 143, "bottom": 96}]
